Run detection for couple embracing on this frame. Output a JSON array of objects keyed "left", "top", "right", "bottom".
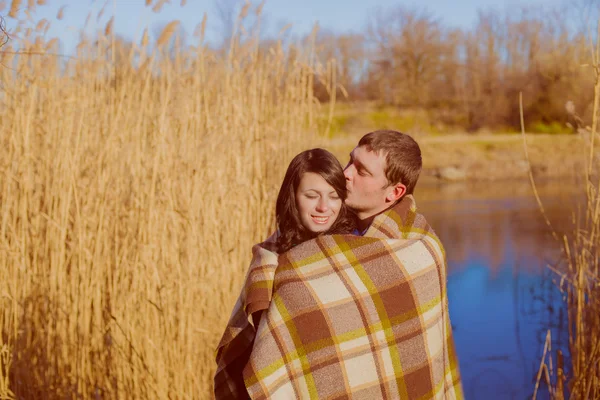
[{"left": 215, "top": 130, "right": 464, "bottom": 399}]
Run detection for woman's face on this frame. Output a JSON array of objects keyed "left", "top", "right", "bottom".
[{"left": 296, "top": 172, "right": 343, "bottom": 233}]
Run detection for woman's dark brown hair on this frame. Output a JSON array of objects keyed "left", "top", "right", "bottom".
[{"left": 275, "top": 148, "right": 356, "bottom": 253}]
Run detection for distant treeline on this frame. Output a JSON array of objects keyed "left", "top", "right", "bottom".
[{"left": 303, "top": 4, "right": 598, "bottom": 133}]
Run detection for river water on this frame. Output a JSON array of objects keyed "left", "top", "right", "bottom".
[{"left": 417, "top": 179, "right": 578, "bottom": 399}]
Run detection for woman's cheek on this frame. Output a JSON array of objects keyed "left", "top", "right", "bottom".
[{"left": 333, "top": 199, "right": 342, "bottom": 213}]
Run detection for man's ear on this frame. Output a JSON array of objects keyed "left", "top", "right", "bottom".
[{"left": 385, "top": 183, "right": 406, "bottom": 203}]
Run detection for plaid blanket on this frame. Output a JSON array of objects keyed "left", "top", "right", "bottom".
[{"left": 214, "top": 195, "right": 463, "bottom": 399}]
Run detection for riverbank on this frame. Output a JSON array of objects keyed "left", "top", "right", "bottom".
[{"left": 327, "top": 133, "right": 591, "bottom": 183}]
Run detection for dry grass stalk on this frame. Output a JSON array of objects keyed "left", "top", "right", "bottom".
[
  {"left": 152, "top": 0, "right": 167, "bottom": 13},
  {"left": 0, "top": 345, "right": 14, "bottom": 400},
  {"left": 0, "top": 43, "right": 13, "bottom": 63},
  {"left": 256, "top": 0, "right": 265, "bottom": 16},
  {"left": 0, "top": 16, "right": 8, "bottom": 48},
  {"left": 239, "top": 1, "right": 251, "bottom": 20},
  {"left": 34, "top": 17, "right": 47, "bottom": 32},
  {"left": 31, "top": 34, "right": 43, "bottom": 51},
  {"left": 98, "top": 0, "right": 111, "bottom": 22},
  {"left": 56, "top": 5, "right": 65, "bottom": 20},
  {"left": 44, "top": 36, "right": 57, "bottom": 51},
  {"left": 104, "top": 16, "right": 113, "bottom": 37},
  {"left": 533, "top": 331, "right": 554, "bottom": 399},
  {"left": 140, "top": 28, "right": 149, "bottom": 48},
  {"left": 156, "top": 20, "right": 179, "bottom": 47},
  {"left": 0, "top": 6, "right": 333, "bottom": 399},
  {"left": 8, "top": 0, "right": 21, "bottom": 18},
  {"left": 193, "top": 13, "right": 207, "bottom": 44}
]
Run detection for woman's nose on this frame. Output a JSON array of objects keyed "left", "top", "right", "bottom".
[{"left": 316, "top": 198, "right": 329, "bottom": 212}]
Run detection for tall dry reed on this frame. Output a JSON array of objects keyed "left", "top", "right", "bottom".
[
  {"left": 530, "top": 20, "right": 600, "bottom": 400},
  {"left": 0, "top": 3, "right": 335, "bottom": 398}
]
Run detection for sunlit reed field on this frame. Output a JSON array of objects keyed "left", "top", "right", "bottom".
[
  {"left": 0, "top": 3, "right": 333, "bottom": 398},
  {"left": 2, "top": 1, "right": 600, "bottom": 399}
]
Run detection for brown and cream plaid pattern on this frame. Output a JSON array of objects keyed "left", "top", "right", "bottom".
[{"left": 214, "top": 195, "right": 463, "bottom": 399}]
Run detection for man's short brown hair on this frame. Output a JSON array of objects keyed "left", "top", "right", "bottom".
[{"left": 358, "top": 130, "right": 422, "bottom": 195}]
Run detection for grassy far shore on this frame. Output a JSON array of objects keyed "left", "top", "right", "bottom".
[
  {"left": 319, "top": 102, "right": 591, "bottom": 183},
  {"left": 327, "top": 129, "right": 588, "bottom": 183}
]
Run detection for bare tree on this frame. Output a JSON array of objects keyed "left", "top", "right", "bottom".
[
  {"left": 570, "top": 0, "right": 600, "bottom": 35},
  {"left": 335, "top": 33, "right": 366, "bottom": 98},
  {"left": 312, "top": 30, "right": 366, "bottom": 99},
  {"left": 367, "top": 6, "right": 445, "bottom": 106}
]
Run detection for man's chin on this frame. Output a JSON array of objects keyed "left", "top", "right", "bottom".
[{"left": 345, "top": 202, "right": 362, "bottom": 213}]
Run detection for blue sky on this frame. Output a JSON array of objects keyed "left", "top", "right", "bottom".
[{"left": 5, "top": 0, "right": 572, "bottom": 53}]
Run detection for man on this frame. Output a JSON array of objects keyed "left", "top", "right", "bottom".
[
  {"left": 215, "top": 130, "right": 463, "bottom": 399},
  {"left": 343, "top": 130, "right": 422, "bottom": 234}
]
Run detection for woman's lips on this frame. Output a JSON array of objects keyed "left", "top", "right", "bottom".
[{"left": 311, "top": 215, "right": 330, "bottom": 224}]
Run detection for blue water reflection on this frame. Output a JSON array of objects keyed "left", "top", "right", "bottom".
[{"left": 418, "top": 180, "right": 573, "bottom": 400}]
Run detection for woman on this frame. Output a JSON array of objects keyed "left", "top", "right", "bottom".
[
  {"left": 274, "top": 148, "right": 356, "bottom": 253},
  {"left": 214, "top": 148, "right": 356, "bottom": 399},
  {"left": 253, "top": 148, "right": 355, "bottom": 327}
]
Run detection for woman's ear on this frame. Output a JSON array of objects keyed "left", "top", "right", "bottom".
[{"left": 385, "top": 183, "right": 406, "bottom": 203}]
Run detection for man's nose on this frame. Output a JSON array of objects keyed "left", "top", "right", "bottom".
[{"left": 344, "top": 165, "right": 353, "bottom": 181}]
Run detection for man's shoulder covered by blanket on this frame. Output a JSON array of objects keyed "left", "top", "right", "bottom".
[{"left": 214, "top": 195, "right": 463, "bottom": 399}]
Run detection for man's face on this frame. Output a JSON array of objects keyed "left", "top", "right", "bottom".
[{"left": 343, "top": 146, "right": 391, "bottom": 219}]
